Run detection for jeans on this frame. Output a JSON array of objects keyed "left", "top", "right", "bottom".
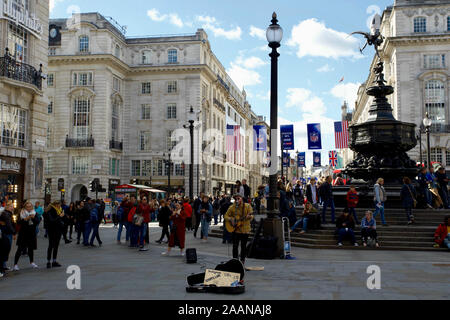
[
  {"left": 404, "top": 206, "right": 413, "bottom": 222},
  {"left": 201, "top": 218, "right": 210, "bottom": 239},
  {"left": 373, "top": 202, "right": 386, "bottom": 225},
  {"left": 422, "top": 187, "right": 432, "bottom": 205},
  {"left": 291, "top": 217, "right": 308, "bottom": 232},
  {"left": 89, "top": 222, "right": 101, "bottom": 245},
  {"left": 137, "top": 224, "right": 145, "bottom": 247},
  {"left": 232, "top": 233, "right": 249, "bottom": 263},
  {"left": 321, "top": 198, "right": 335, "bottom": 223},
  {"left": 130, "top": 224, "right": 139, "bottom": 247},
  {"left": 348, "top": 207, "right": 359, "bottom": 224},
  {"left": 213, "top": 214, "right": 219, "bottom": 225},
  {"left": 337, "top": 228, "right": 356, "bottom": 244},
  {"left": 444, "top": 235, "right": 450, "bottom": 250},
  {"left": 361, "top": 228, "right": 378, "bottom": 243},
  {"left": 83, "top": 221, "right": 91, "bottom": 245}
]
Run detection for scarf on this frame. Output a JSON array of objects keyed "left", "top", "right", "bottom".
[{"left": 51, "top": 205, "right": 63, "bottom": 217}]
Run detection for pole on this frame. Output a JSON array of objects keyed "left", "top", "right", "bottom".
[
  {"left": 419, "top": 131, "right": 422, "bottom": 166},
  {"left": 426, "top": 127, "right": 431, "bottom": 170},
  {"left": 168, "top": 152, "right": 171, "bottom": 198},
  {"left": 189, "top": 121, "right": 194, "bottom": 200}
]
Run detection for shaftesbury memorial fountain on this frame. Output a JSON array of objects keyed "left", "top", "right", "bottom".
[{"left": 338, "top": 15, "right": 420, "bottom": 208}]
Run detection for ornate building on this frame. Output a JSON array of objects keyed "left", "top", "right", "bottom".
[
  {"left": 353, "top": 0, "right": 450, "bottom": 170},
  {"left": 46, "top": 12, "right": 263, "bottom": 202},
  {"left": 0, "top": 0, "right": 48, "bottom": 208}
]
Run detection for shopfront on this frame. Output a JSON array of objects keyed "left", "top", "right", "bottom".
[{"left": 0, "top": 156, "right": 25, "bottom": 210}]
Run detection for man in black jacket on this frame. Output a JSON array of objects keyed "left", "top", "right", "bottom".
[
  {"left": 242, "top": 179, "right": 251, "bottom": 204},
  {"left": 306, "top": 178, "right": 319, "bottom": 210},
  {"left": 336, "top": 208, "right": 358, "bottom": 246},
  {"left": 293, "top": 180, "right": 303, "bottom": 207},
  {"left": 193, "top": 193, "right": 204, "bottom": 238},
  {"left": 320, "top": 176, "right": 336, "bottom": 224},
  {"left": 0, "top": 201, "right": 16, "bottom": 274}
]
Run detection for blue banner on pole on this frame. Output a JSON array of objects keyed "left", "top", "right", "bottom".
[
  {"left": 297, "top": 152, "right": 306, "bottom": 168},
  {"left": 280, "top": 125, "right": 295, "bottom": 151},
  {"left": 253, "top": 125, "right": 267, "bottom": 151},
  {"left": 313, "top": 152, "right": 321, "bottom": 167},
  {"left": 283, "top": 152, "right": 290, "bottom": 167},
  {"left": 307, "top": 123, "right": 322, "bottom": 150}
]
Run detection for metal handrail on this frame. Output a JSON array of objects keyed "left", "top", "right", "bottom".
[{"left": 0, "top": 49, "right": 42, "bottom": 90}]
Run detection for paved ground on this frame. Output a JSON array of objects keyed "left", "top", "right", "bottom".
[{"left": 0, "top": 223, "right": 449, "bottom": 300}]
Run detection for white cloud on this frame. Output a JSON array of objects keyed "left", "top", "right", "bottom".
[
  {"left": 227, "top": 63, "right": 261, "bottom": 90},
  {"left": 147, "top": 9, "right": 184, "bottom": 28},
  {"left": 288, "top": 18, "right": 361, "bottom": 59},
  {"left": 236, "top": 56, "right": 267, "bottom": 69},
  {"left": 330, "top": 82, "right": 361, "bottom": 107},
  {"left": 49, "top": 0, "right": 64, "bottom": 13},
  {"left": 286, "top": 88, "right": 311, "bottom": 108},
  {"left": 249, "top": 26, "right": 266, "bottom": 40},
  {"left": 317, "top": 64, "right": 335, "bottom": 73},
  {"left": 196, "top": 15, "right": 242, "bottom": 40}
]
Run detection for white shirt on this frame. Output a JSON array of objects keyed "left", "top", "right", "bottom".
[{"left": 310, "top": 185, "right": 317, "bottom": 204}]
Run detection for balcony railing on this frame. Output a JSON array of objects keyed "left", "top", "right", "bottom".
[
  {"left": 66, "top": 136, "right": 95, "bottom": 148},
  {"left": 0, "top": 48, "right": 43, "bottom": 90},
  {"left": 109, "top": 140, "right": 123, "bottom": 150},
  {"left": 217, "top": 74, "right": 230, "bottom": 92},
  {"left": 430, "top": 124, "right": 450, "bottom": 134},
  {"left": 213, "top": 98, "right": 225, "bottom": 112}
]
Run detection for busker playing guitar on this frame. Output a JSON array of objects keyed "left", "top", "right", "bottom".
[{"left": 224, "top": 194, "right": 254, "bottom": 264}]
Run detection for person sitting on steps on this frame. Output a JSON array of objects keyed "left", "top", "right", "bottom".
[{"left": 336, "top": 208, "right": 358, "bottom": 247}]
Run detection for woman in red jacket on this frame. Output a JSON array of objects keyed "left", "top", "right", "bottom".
[
  {"left": 434, "top": 216, "right": 450, "bottom": 249},
  {"left": 182, "top": 198, "right": 192, "bottom": 231},
  {"left": 136, "top": 197, "right": 151, "bottom": 251},
  {"left": 162, "top": 203, "right": 187, "bottom": 256},
  {"left": 346, "top": 185, "right": 359, "bottom": 224}
]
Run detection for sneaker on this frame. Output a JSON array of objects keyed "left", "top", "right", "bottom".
[
  {"left": 337, "top": 243, "right": 343, "bottom": 246},
  {"left": 155, "top": 240, "right": 162, "bottom": 244},
  {"left": 31, "top": 263, "right": 38, "bottom": 269},
  {"left": 52, "top": 262, "right": 62, "bottom": 268},
  {"left": 299, "top": 230, "right": 305, "bottom": 234},
  {"left": 65, "top": 240, "right": 72, "bottom": 244},
  {"left": 180, "top": 251, "right": 185, "bottom": 257},
  {"left": 427, "top": 204, "right": 433, "bottom": 209},
  {"left": 13, "top": 265, "right": 19, "bottom": 271},
  {"left": 161, "top": 251, "right": 170, "bottom": 256},
  {"left": 47, "top": 262, "right": 51, "bottom": 269},
  {"left": 139, "top": 247, "right": 148, "bottom": 252},
  {"left": 354, "top": 243, "right": 359, "bottom": 247},
  {"left": 433, "top": 243, "right": 440, "bottom": 248},
  {"left": 407, "top": 221, "right": 413, "bottom": 225},
  {"left": 363, "top": 242, "right": 367, "bottom": 247},
  {"left": 375, "top": 243, "right": 380, "bottom": 248}
]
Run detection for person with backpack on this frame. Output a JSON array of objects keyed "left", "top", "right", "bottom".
[
  {"left": 131, "top": 200, "right": 146, "bottom": 251},
  {"left": 346, "top": 185, "right": 359, "bottom": 224},
  {"left": 89, "top": 200, "right": 102, "bottom": 247},
  {"left": 293, "top": 180, "right": 303, "bottom": 208},
  {"left": 320, "top": 176, "right": 336, "bottom": 224},
  {"left": 136, "top": 196, "right": 151, "bottom": 251},
  {"left": 400, "top": 177, "right": 417, "bottom": 225},
  {"left": 82, "top": 198, "right": 94, "bottom": 246},
  {"left": 74, "top": 201, "right": 87, "bottom": 245}
]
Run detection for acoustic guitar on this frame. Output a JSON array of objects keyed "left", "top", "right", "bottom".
[{"left": 225, "top": 204, "right": 249, "bottom": 233}]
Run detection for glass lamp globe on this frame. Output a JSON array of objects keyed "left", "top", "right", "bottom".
[
  {"left": 423, "top": 115, "right": 432, "bottom": 128},
  {"left": 266, "top": 24, "right": 283, "bottom": 44},
  {"left": 187, "top": 107, "right": 196, "bottom": 122}
]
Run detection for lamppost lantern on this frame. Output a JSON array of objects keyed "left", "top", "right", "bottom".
[
  {"left": 266, "top": 12, "right": 283, "bottom": 47},
  {"left": 187, "top": 106, "right": 196, "bottom": 123},
  {"left": 423, "top": 113, "right": 432, "bottom": 128}
]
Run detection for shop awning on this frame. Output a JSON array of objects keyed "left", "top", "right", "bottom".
[{"left": 115, "top": 184, "right": 166, "bottom": 193}]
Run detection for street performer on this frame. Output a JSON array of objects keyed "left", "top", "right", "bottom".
[{"left": 224, "top": 194, "right": 254, "bottom": 264}]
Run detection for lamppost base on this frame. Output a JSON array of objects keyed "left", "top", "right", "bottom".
[{"left": 263, "top": 212, "right": 284, "bottom": 258}]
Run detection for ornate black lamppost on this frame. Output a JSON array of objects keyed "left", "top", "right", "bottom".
[
  {"left": 266, "top": 12, "right": 283, "bottom": 219},
  {"left": 423, "top": 113, "right": 432, "bottom": 170},
  {"left": 416, "top": 124, "right": 425, "bottom": 166},
  {"left": 186, "top": 107, "right": 196, "bottom": 200}
]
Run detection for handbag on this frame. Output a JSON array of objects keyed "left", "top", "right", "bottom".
[
  {"left": 133, "top": 214, "right": 144, "bottom": 226},
  {"left": 407, "top": 185, "right": 417, "bottom": 208}
]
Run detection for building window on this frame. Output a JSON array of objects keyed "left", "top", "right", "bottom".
[
  {"left": 168, "top": 49, "right": 177, "bottom": 63},
  {"left": 446, "top": 149, "right": 450, "bottom": 166},
  {"left": 167, "top": 104, "right": 177, "bottom": 119},
  {"left": 152, "top": 159, "right": 163, "bottom": 176},
  {"left": 112, "top": 99, "right": 120, "bottom": 141},
  {"left": 142, "top": 50, "right": 151, "bottom": 64},
  {"left": 431, "top": 148, "right": 443, "bottom": 164},
  {"left": 79, "top": 35, "right": 89, "bottom": 52},
  {"left": 448, "top": 16, "right": 450, "bottom": 31},
  {"left": 175, "top": 163, "right": 184, "bottom": 176},
  {"left": 72, "top": 156, "right": 89, "bottom": 175},
  {"left": 142, "top": 82, "right": 151, "bottom": 94},
  {"left": 49, "top": 47, "right": 56, "bottom": 56},
  {"left": 414, "top": 17, "right": 426, "bottom": 33},
  {"left": 167, "top": 81, "right": 177, "bottom": 93},
  {"left": 140, "top": 131, "right": 151, "bottom": 151},
  {"left": 7, "top": 22, "right": 28, "bottom": 63},
  {"left": 142, "top": 160, "right": 152, "bottom": 177},
  {"left": 0, "top": 104, "right": 27, "bottom": 148},
  {"left": 114, "top": 44, "right": 120, "bottom": 58},
  {"left": 166, "top": 130, "right": 177, "bottom": 151},
  {"left": 424, "top": 55, "right": 445, "bottom": 69},
  {"left": 45, "top": 157, "right": 52, "bottom": 175},
  {"left": 141, "top": 104, "right": 151, "bottom": 120},
  {"left": 109, "top": 158, "right": 120, "bottom": 176},
  {"left": 425, "top": 80, "right": 446, "bottom": 130},
  {"left": 113, "top": 77, "right": 121, "bottom": 92},
  {"left": 73, "top": 72, "right": 93, "bottom": 86},
  {"left": 73, "top": 97, "right": 90, "bottom": 139},
  {"left": 47, "top": 74, "right": 54, "bottom": 87},
  {"left": 48, "top": 100, "right": 53, "bottom": 114},
  {"left": 46, "top": 127, "right": 52, "bottom": 148},
  {"left": 131, "top": 160, "right": 141, "bottom": 176}
]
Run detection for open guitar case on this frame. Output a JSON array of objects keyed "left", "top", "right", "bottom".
[{"left": 186, "top": 259, "right": 246, "bottom": 294}]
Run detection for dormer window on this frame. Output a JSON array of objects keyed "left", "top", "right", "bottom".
[
  {"left": 79, "top": 35, "right": 89, "bottom": 52},
  {"left": 142, "top": 50, "right": 151, "bottom": 64},
  {"left": 168, "top": 49, "right": 177, "bottom": 63},
  {"left": 413, "top": 17, "right": 426, "bottom": 33}
]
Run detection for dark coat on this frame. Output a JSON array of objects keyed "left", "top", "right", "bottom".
[
  {"left": 158, "top": 206, "right": 172, "bottom": 226},
  {"left": 320, "top": 182, "right": 333, "bottom": 201},
  {"left": 46, "top": 206, "right": 64, "bottom": 233},
  {"left": 336, "top": 214, "right": 355, "bottom": 230},
  {"left": 0, "top": 210, "right": 16, "bottom": 236},
  {"left": 400, "top": 184, "right": 416, "bottom": 208},
  {"left": 16, "top": 212, "right": 39, "bottom": 250},
  {"left": 306, "top": 184, "right": 318, "bottom": 204}
]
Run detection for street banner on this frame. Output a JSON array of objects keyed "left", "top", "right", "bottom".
[
  {"left": 307, "top": 123, "right": 322, "bottom": 150},
  {"left": 282, "top": 152, "right": 290, "bottom": 167},
  {"left": 253, "top": 125, "right": 267, "bottom": 151},
  {"left": 334, "top": 121, "right": 349, "bottom": 149},
  {"left": 280, "top": 124, "right": 295, "bottom": 150},
  {"left": 313, "top": 152, "right": 321, "bottom": 167},
  {"left": 297, "top": 152, "right": 306, "bottom": 168},
  {"left": 329, "top": 150, "right": 338, "bottom": 168}
]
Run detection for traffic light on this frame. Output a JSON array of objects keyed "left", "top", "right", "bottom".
[
  {"left": 89, "top": 178, "right": 100, "bottom": 192},
  {"left": 131, "top": 179, "right": 137, "bottom": 184}
]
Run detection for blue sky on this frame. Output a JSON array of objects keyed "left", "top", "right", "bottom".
[{"left": 50, "top": 0, "right": 393, "bottom": 165}]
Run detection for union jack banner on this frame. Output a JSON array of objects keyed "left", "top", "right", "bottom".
[
  {"left": 334, "top": 121, "right": 349, "bottom": 149},
  {"left": 329, "top": 150, "right": 338, "bottom": 167}
]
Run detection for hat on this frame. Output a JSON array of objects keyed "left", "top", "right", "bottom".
[{"left": 85, "top": 197, "right": 92, "bottom": 201}]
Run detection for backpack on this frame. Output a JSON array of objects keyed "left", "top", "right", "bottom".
[
  {"left": 133, "top": 214, "right": 144, "bottom": 226},
  {"left": 117, "top": 206, "right": 124, "bottom": 221},
  {"left": 90, "top": 207, "right": 99, "bottom": 223}
]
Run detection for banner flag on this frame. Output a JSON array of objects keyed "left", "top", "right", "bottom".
[
  {"left": 253, "top": 125, "right": 267, "bottom": 151},
  {"left": 297, "top": 152, "right": 306, "bottom": 168},
  {"left": 282, "top": 152, "right": 290, "bottom": 167},
  {"left": 307, "top": 123, "right": 322, "bottom": 150},
  {"left": 280, "top": 124, "right": 295, "bottom": 151},
  {"left": 313, "top": 152, "right": 321, "bottom": 167}
]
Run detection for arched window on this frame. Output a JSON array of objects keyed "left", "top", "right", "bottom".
[
  {"left": 73, "top": 96, "right": 91, "bottom": 139},
  {"left": 168, "top": 49, "right": 177, "bottom": 63},
  {"left": 414, "top": 17, "right": 426, "bottom": 33},
  {"left": 142, "top": 50, "right": 151, "bottom": 64},
  {"left": 425, "top": 80, "right": 445, "bottom": 130},
  {"left": 79, "top": 35, "right": 89, "bottom": 52}
]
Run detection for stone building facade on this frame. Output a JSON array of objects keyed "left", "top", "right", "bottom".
[
  {"left": 353, "top": 0, "right": 450, "bottom": 170},
  {"left": 0, "top": 0, "right": 48, "bottom": 208},
  {"left": 46, "top": 12, "right": 263, "bottom": 202}
]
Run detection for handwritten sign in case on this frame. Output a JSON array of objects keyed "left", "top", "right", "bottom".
[{"left": 204, "top": 269, "right": 240, "bottom": 287}]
